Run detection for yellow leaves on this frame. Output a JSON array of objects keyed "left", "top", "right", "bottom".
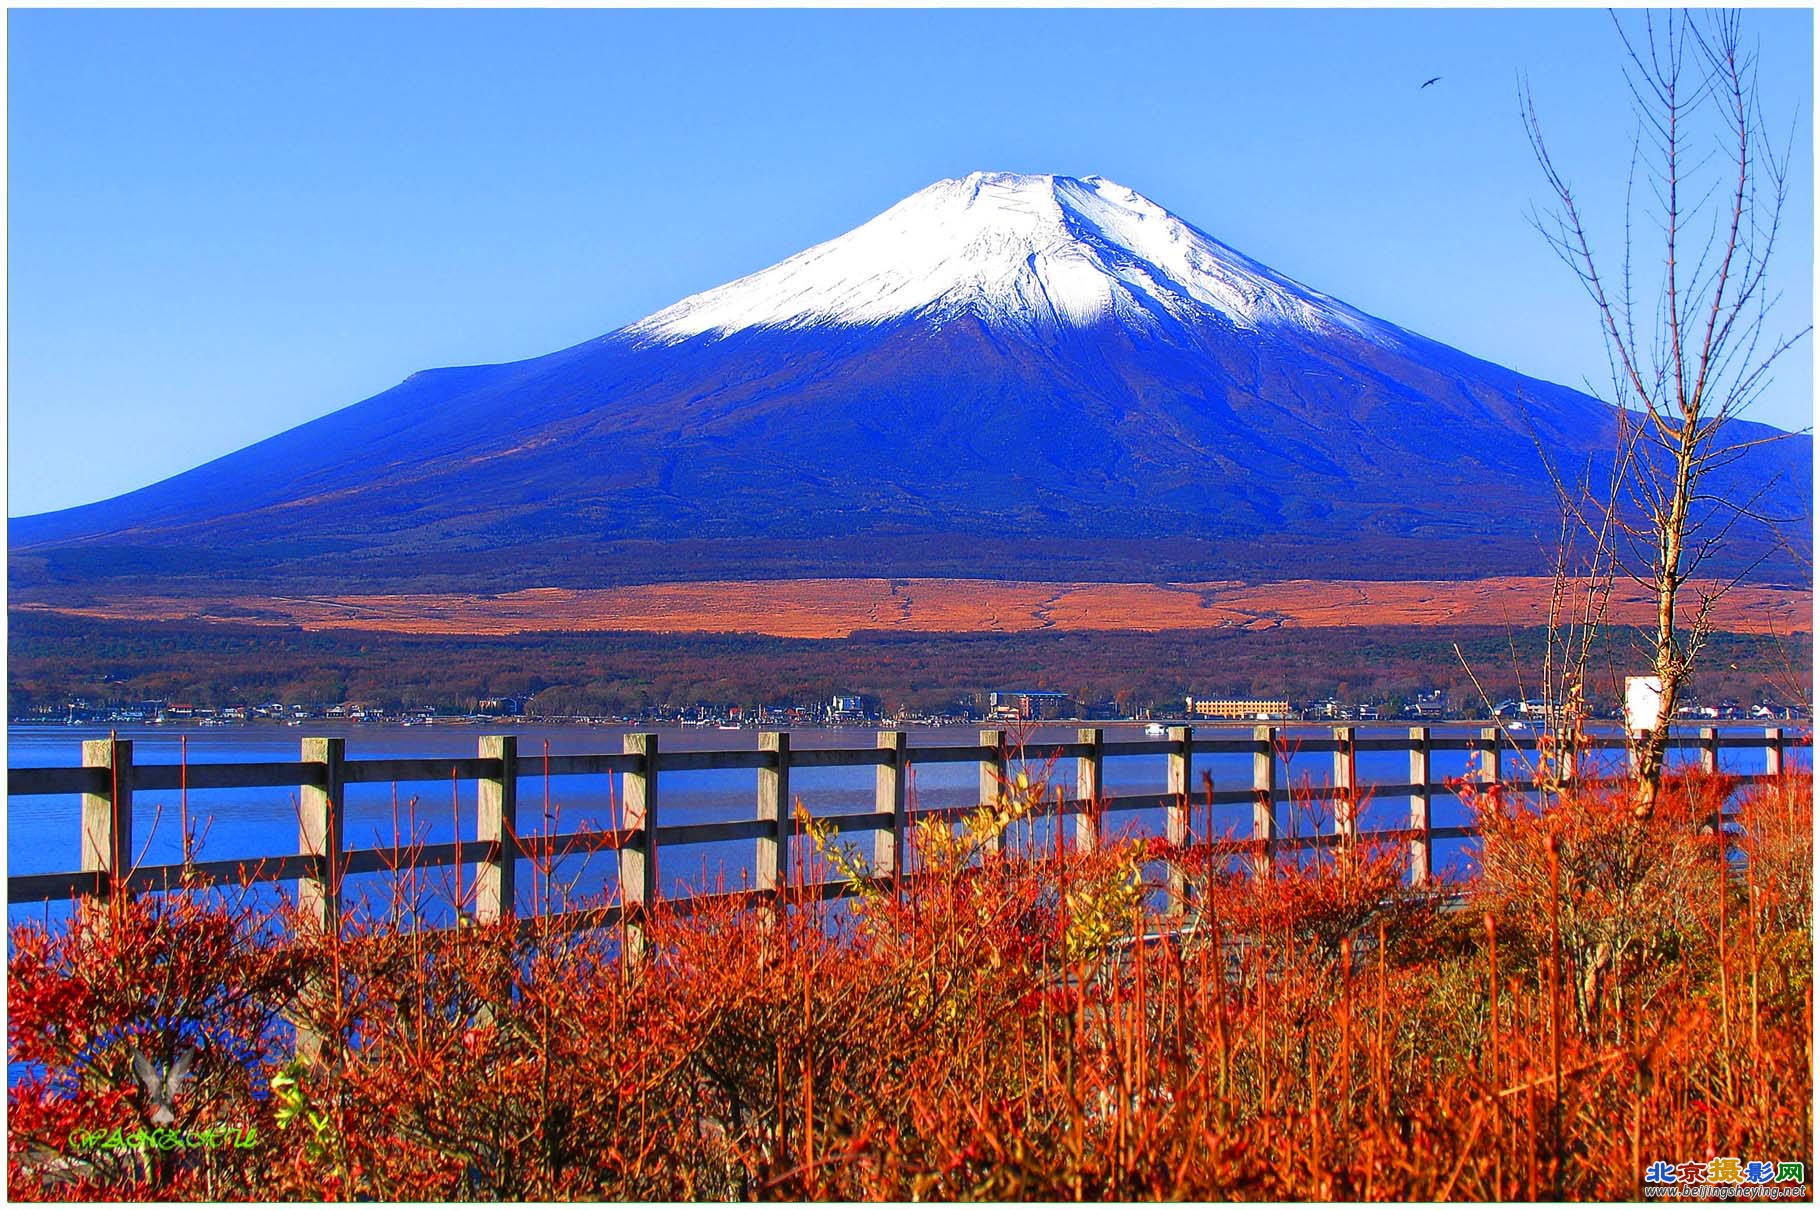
[
  {"left": 914, "top": 764, "right": 1045, "bottom": 878},
  {"left": 1061, "top": 845, "right": 1146, "bottom": 963},
  {"left": 271, "top": 1060, "right": 336, "bottom": 1159},
  {"left": 798, "top": 800, "right": 885, "bottom": 911},
  {"left": 914, "top": 816, "right": 967, "bottom": 873}
]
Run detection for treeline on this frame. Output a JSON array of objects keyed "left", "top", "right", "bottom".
[{"left": 8, "top": 611, "right": 1807, "bottom": 719}]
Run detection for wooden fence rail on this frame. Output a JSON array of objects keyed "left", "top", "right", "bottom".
[{"left": 7, "top": 726, "right": 1801, "bottom": 946}]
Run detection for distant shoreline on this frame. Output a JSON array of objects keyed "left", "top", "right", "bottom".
[{"left": 11, "top": 716, "right": 1807, "bottom": 735}]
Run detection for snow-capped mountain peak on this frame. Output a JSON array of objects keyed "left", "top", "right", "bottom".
[
  {"left": 16, "top": 171, "right": 1809, "bottom": 599},
  {"left": 627, "top": 172, "right": 1382, "bottom": 344}
]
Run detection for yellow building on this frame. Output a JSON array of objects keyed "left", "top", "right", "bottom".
[{"left": 1185, "top": 696, "right": 1292, "bottom": 720}]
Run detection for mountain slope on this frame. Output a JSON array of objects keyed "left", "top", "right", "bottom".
[{"left": 11, "top": 172, "right": 1810, "bottom": 599}]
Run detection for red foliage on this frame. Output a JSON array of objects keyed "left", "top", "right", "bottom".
[{"left": 8, "top": 770, "right": 1812, "bottom": 1199}]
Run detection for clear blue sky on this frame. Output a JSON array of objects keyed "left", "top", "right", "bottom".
[{"left": 9, "top": 7, "right": 1812, "bottom": 517}]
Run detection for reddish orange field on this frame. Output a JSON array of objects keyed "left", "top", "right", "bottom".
[{"left": 17, "top": 576, "right": 1810, "bottom": 639}]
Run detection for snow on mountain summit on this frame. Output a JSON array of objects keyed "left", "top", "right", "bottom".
[{"left": 627, "top": 172, "right": 1385, "bottom": 344}]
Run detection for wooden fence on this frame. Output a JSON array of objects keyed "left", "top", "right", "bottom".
[{"left": 6, "top": 725, "right": 1801, "bottom": 948}]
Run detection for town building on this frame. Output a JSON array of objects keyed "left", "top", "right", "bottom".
[
  {"left": 1406, "top": 690, "right": 1448, "bottom": 718},
  {"left": 1185, "top": 696, "right": 1293, "bottom": 721},
  {"left": 989, "top": 690, "right": 1074, "bottom": 721}
]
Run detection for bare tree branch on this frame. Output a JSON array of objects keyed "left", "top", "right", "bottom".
[{"left": 1522, "top": 9, "right": 1807, "bottom": 819}]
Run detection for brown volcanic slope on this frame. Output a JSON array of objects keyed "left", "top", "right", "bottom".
[{"left": 17, "top": 577, "right": 1808, "bottom": 640}]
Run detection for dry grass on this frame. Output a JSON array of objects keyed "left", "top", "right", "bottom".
[{"left": 17, "top": 576, "right": 1809, "bottom": 639}]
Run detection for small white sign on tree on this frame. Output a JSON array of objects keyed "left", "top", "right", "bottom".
[{"left": 1625, "top": 676, "right": 1663, "bottom": 735}]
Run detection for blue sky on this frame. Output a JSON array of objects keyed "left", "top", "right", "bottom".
[{"left": 9, "top": 7, "right": 1813, "bottom": 517}]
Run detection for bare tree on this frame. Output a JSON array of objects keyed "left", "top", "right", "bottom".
[{"left": 1523, "top": 9, "right": 1809, "bottom": 818}]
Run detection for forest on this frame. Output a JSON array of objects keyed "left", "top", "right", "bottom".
[{"left": 8, "top": 611, "right": 1806, "bottom": 720}]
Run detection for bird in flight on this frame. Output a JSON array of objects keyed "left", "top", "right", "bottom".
[
  {"left": 1420, "top": 76, "right": 1443, "bottom": 89},
  {"left": 132, "top": 1045, "right": 198, "bottom": 1127}
]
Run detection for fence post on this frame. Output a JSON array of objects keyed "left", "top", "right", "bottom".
[
  {"left": 758, "top": 731, "right": 791, "bottom": 898},
  {"left": 477, "top": 736, "right": 518, "bottom": 924},
  {"left": 1408, "top": 726, "right": 1432, "bottom": 888},
  {"left": 1075, "top": 727, "right": 1104, "bottom": 854},
  {"left": 79, "top": 737, "right": 134, "bottom": 901},
  {"left": 1252, "top": 725, "right": 1277, "bottom": 880},
  {"left": 296, "top": 736, "right": 345, "bottom": 1063},
  {"left": 618, "top": 733, "right": 658, "bottom": 965},
  {"left": 875, "top": 731, "right": 907, "bottom": 884},
  {"left": 978, "top": 728, "right": 1008, "bottom": 854},
  {"left": 298, "top": 737, "right": 346, "bottom": 936},
  {"left": 1166, "top": 726, "right": 1193, "bottom": 916},
  {"left": 1480, "top": 725, "right": 1503, "bottom": 787},
  {"left": 1699, "top": 726, "right": 1720, "bottom": 776},
  {"left": 1765, "top": 726, "right": 1784, "bottom": 779},
  {"left": 1333, "top": 725, "right": 1357, "bottom": 844}
]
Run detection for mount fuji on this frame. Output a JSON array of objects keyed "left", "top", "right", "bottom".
[{"left": 10, "top": 172, "right": 1809, "bottom": 601}]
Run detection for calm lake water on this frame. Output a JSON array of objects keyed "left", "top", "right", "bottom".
[{"left": 7, "top": 720, "right": 1803, "bottom": 928}]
